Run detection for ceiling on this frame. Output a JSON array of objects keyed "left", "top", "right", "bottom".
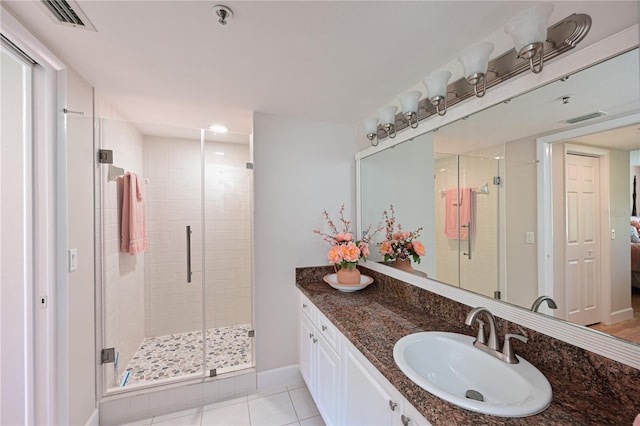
[{"left": 3, "top": 1, "right": 639, "bottom": 143}]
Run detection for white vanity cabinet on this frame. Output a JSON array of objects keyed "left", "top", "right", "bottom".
[
  {"left": 297, "top": 290, "right": 432, "bottom": 426},
  {"left": 342, "top": 338, "right": 431, "bottom": 426},
  {"left": 298, "top": 292, "right": 342, "bottom": 425},
  {"left": 343, "top": 339, "right": 403, "bottom": 425}
]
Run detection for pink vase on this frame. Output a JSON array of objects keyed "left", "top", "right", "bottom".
[
  {"left": 336, "top": 266, "right": 361, "bottom": 285},
  {"left": 393, "top": 258, "right": 414, "bottom": 273}
]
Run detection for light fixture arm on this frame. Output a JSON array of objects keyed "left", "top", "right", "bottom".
[
  {"left": 518, "top": 42, "right": 546, "bottom": 74},
  {"left": 466, "top": 73, "right": 488, "bottom": 98},
  {"left": 430, "top": 95, "right": 448, "bottom": 117},
  {"left": 383, "top": 123, "right": 397, "bottom": 139},
  {"left": 404, "top": 112, "right": 419, "bottom": 129}
]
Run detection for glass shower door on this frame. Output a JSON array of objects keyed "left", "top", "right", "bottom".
[
  {"left": 98, "top": 119, "right": 205, "bottom": 392},
  {"left": 433, "top": 153, "right": 501, "bottom": 298},
  {"left": 457, "top": 154, "right": 500, "bottom": 298},
  {"left": 202, "top": 132, "right": 255, "bottom": 377},
  {"left": 98, "top": 120, "right": 255, "bottom": 393}
]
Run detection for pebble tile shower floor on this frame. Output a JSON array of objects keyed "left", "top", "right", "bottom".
[{"left": 123, "top": 324, "right": 252, "bottom": 386}]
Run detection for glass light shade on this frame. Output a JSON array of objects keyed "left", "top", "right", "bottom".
[
  {"left": 209, "top": 124, "right": 228, "bottom": 133},
  {"left": 457, "top": 41, "right": 495, "bottom": 78},
  {"left": 423, "top": 70, "right": 452, "bottom": 99},
  {"left": 363, "top": 117, "right": 379, "bottom": 134},
  {"left": 398, "top": 90, "right": 422, "bottom": 114},
  {"left": 505, "top": 3, "right": 555, "bottom": 52},
  {"left": 378, "top": 105, "right": 398, "bottom": 125}
]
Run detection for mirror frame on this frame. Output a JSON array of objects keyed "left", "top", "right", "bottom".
[{"left": 356, "top": 25, "right": 640, "bottom": 369}]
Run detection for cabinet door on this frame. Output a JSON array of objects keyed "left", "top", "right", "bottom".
[
  {"left": 315, "top": 334, "right": 340, "bottom": 425},
  {"left": 299, "top": 313, "right": 315, "bottom": 390},
  {"left": 344, "top": 348, "right": 402, "bottom": 426},
  {"left": 401, "top": 401, "right": 432, "bottom": 426}
]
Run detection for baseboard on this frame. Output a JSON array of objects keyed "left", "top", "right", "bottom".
[
  {"left": 85, "top": 407, "right": 99, "bottom": 426},
  {"left": 257, "top": 364, "right": 301, "bottom": 390},
  {"left": 604, "top": 307, "right": 634, "bottom": 325}
]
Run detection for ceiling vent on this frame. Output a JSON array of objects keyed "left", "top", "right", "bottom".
[
  {"left": 38, "top": 0, "right": 96, "bottom": 31},
  {"left": 564, "top": 111, "right": 607, "bottom": 124}
]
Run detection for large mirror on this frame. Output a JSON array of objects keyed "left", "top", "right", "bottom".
[{"left": 359, "top": 47, "right": 640, "bottom": 346}]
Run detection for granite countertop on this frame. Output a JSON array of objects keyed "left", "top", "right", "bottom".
[{"left": 296, "top": 266, "right": 640, "bottom": 426}]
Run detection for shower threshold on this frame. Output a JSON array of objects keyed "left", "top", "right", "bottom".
[{"left": 122, "top": 323, "right": 252, "bottom": 386}]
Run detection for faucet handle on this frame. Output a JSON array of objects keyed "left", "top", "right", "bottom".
[
  {"left": 502, "top": 334, "right": 528, "bottom": 364},
  {"left": 474, "top": 319, "right": 486, "bottom": 345}
]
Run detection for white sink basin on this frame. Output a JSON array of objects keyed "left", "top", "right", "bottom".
[{"left": 393, "top": 332, "right": 552, "bottom": 417}]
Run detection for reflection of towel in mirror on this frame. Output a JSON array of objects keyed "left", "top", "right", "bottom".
[
  {"left": 444, "top": 188, "right": 473, "bottom": 240},
  {"left": 120, "top": 172, "right": 148, "bottom": 255}
]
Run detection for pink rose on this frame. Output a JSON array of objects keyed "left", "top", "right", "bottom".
[
  {"left": 379, "top": 240, "right": 393, "bottom": 255},
  {"left": 358, "top": 242, "right": 370, "bottom": 258},
  {"left": 413, "top": 240, "right": 426, "bottom": 256},
  {"left": 336, "top": 233, "right": 345, "bottom": 242},
  {"left": 343, "top": 232, "right": 353, "bottom": 242},
  {"left": 340, "top": 242, "right": 361, "bottom": 262},
  {"left": 328, "top": 245, "right": 343, "bottom": 264}
]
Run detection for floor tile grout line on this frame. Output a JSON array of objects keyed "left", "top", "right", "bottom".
[
  {"left": 246, "top": 398, "right": 254, "bottom": 426},
  {"left": 286, "top": 388, "right": 302, "bottom": 422}
]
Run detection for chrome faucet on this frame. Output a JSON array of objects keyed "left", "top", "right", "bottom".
[
  {"left": 465, "top": 307, "right": 528, "bottom": 364},
  {"left": 531, "top": 296, "right": 558, "bottom": 312},
  {"left": 465, "top": 307, "right": 499, "bottom": 350}
]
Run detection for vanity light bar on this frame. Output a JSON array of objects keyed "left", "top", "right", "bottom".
[{"left": 376, "top": 13, "right": 592, "bottom": 140}]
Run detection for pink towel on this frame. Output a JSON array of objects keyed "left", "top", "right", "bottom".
[
  {"left": 120, "top": 172, "right": 148, "bottom": 255},
  {"left": 444, "top": 188, "right": 473, "bottom": 240}
]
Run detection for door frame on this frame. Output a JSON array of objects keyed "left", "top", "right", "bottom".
[
  {"left": 537, "top": 112, "right": 640, "bottom": 322},
  {"left": 1, "top": 7, "right": 68, "bottom": 425}
]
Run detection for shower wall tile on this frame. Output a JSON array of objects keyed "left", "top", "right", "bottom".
[{"left": 144, "top": 136, "right": 252, "bottom": 337}]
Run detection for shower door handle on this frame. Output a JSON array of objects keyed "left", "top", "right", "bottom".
[
  {"left": 186, "top": 226, "right": 193, "bottom": 283},
  {"left": 462, "top": 222, "right": 472, "bottom": 259}
]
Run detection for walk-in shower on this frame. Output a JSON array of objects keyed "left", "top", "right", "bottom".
[
  {"left": 433, "top": 153, "right": 502, "bottom": 298},
  {"left": 95, "top": 117, "right": 254, "bottom": 394}
]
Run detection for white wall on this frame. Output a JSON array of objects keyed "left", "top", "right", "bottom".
[
  {"left": 360, "top": 133, "right": 435, "bottom": 276},
  {"left": 504, "top": 138, "right": 539, "bottom": 307},
  {"left": 608, "top": 149, "right": 632, "bottom": 316},
  {"left": 65, "top": 66, "right": 97, "bottom": 425},
  {"left": 253, "top": 113, "right": 356, "bottom": 372}
]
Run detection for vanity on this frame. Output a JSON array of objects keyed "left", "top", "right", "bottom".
[{"left": 296, "top": 265, "right": 640, "bottom": 425}]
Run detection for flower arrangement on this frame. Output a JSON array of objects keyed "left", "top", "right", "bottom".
[
  {"left": 313, "top": 205, "right": 382, "bottom": 270},
  {"left": 379, "top": 205, "right": 426, "bottom": 264}
]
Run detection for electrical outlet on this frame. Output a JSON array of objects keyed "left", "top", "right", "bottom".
[{"left": 68, "top": 248, "right": 78, "bottom": 272}]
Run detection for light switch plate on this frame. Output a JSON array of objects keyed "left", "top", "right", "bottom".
[
  {"left": 525, "top": 232, "right": 535, "bottom": 244},
  {"left": 68, "top": 248, "right": 78, "bottom": 272}
]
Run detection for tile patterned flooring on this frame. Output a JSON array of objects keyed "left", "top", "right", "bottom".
[
  {"left": 124, "top": 324, "right": 253, "bottom": 386},
  {"left": 119, "top": 382, "right": 324, "bottom": 426}
]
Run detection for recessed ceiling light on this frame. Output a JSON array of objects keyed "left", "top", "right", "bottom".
[
  {"left": 209, "top": 124, "right": 228, "bottom": 134},
  {"left": 214, "top": 151, "right": 225, "bottom": 156}
]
